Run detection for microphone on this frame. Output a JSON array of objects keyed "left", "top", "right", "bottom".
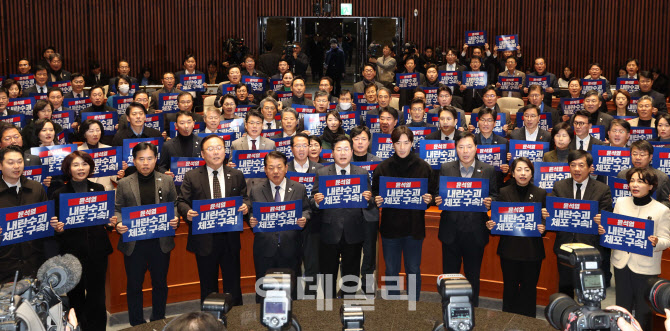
[{"left": 36, "top": 254, "right": 82, "bottom": 296}]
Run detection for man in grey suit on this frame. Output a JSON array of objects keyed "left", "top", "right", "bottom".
[
  {"left": 434, "top": 132, "right": 498, "bottom": 306},
  {"left": 312, "top": 136, "right": 377, "bottom": 298},
  {"left": 177, "top": 135, "right": 250, "bottom": 306},
  {"left": 230, "top": 110, "right": 277, "bottom": 189},
  {"left": 111, "top": 142, "right": 179, "bottom": 326},
  {"left": 159, "top": 111, "right": 203, "bottom": 174},
  {"left": 248, "top": 151, "right": 310, "bottom": 302},
  {"left": 569, "top": 110, "right": 605, "bottom": 151},
  {"left": 542, "top": 150, "right": 613, "bottom": 295},
  {"left": 0, "top": 88, "right": 20, "bottom": 116},
  {"left": 509, "top": 104, "right": 551, "bottom": 142}
]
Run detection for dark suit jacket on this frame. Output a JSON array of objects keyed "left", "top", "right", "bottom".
[
  {"left": 64, "top": 90, "right": 89, "bottom": 99},
  {"left": 508, "top": 127, "right": 551, "bottom": 142},
  {"left": 177, "top": 165, "right": 250, "bottom": 255},
  {"left": 175, "top": 70, "right": 206, "bottom": 111},
  {"left": 249, "top": 178, "right": 311, "bottom": 258},
  {"left": 632, "top": 90, "right": 668, "bottom": 114},
  {"left": 23, "top": 85, "right": 49, "bottom": 95},
  {"left": 543, "top": 104, "right": 563, "bottom": 125},
  {"left": 425, "top": 129, "right": 461, "bottom": 141},
  {"left": 438, "top": 159, "right": 499, "bottom": 246},
  {"left": 24, "top": 154, "right": 42, "bottom": 166},
  {"left": 550, "top": 177, "right": 612, "bottom": 255},
  {"left": 312, "top": 164, "right": 378, "bottom": 245},
  {"left": 51, "top": 180, "right": 113, "bottom": 257},
  {"left": 114, "top": 171, "right": 179, "bottom": 256},
  {"left": 496, "top": 183, "right": 547, "bottom": 261},
  {"left": 568, "top": 134, "right": 604, "bottom": 151},
  {"left": 158, "top": 134, "right": 203, "bottom": 172},
  {"left": 474, "top": 132, "right": 509, "bottom": 149},
  {"left": 287, "top": 159, "right": 323, "bottom": 173},
  {"left": 85, "top": 73, "right": 110, "bottom": 87},
  {"left": 2, "top": 109, "right": 20, "bottom": 116}
]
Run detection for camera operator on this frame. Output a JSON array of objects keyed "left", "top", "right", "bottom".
[
  {"left": 368, "top": 44, "right": 396, "bottom": 91},
  {"left": 418, "top": 46, "right": 436, "bottom": 75},
  {"left": 595, "top": 167, "right": 670, "bottom": 330}
]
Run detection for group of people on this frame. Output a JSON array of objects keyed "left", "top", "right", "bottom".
[{"left": 0, "top": 42, "right": 669, "bottom": 331}]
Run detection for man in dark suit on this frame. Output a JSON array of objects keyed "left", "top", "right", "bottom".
[
  {"left": 425, "top": 106, "right": 462, "bottom": 141},
  {"left": 472, "top": 108, "right": 509, "bottom": 148},
  {"left": 23, "top": 65, "right": 49, "bottom": 95},
  {"left": 280, "top": 77, "right": 314, "bottom": 109},
  {"left": 177, "top": 134, "right": 250, "bottom": 305},
  {"left": 248, "top": 151, "right": 310, "bottom": 302},
  {"left": 111, "top": 102, "right": 163, "bottom": 146},
  {"left": 440, "top": 48, "right": 467, "bottom": 97},
  {"left": 435, "top": 132, "right": 498, "bottom": 306},
  {"left": 470, "top": 85, "right": 514, "bottom": 133},
  {"left": 312, "top": 136, "right": 378, "bottom": 298},
  {"left": 286, "top": 133, "right": 322, "bottom": 295},
  {"left": 112, "top": 142, "right": 179, "bottom": 326},
  {"left": 85, "top": 61, "right": 109, "bottom": 87},
  {"left": 526, "top": 84, "right": 562, "bottom": 126},
  {"left": 258, "top": 42, "right": 281, "bottom": 77},
  {"left": 0, "top": 145, "right": 58, "bottom": 283},
  {"left": 230, "top": 110, "right": 277, "bottom": 188},
  {"left": 46, "top": 53, "right": 71, "bottom": 82},
  {"left": 522, "top": 57, "right": 559, "bottom": 106},
  {"left": 583, "top": 90, "right": 614, "bottom": 130},
  {"left": 159, "top": 111, "right": 202, "bottom": 174},
  {"left": 163, "top": 92, "right": 204, "bottom": 131},
  {"left": 175, "top": 54, "right": 206, "bottom": 113},
  {"left": 542, "top": 150, "right": 612, "bottom": 296},
  {"left": 259, "top": 97, "right": 282, "bottom": 131},
  {"left": 0, "top": 124, "right": 41, "bottom": 166},
  {"left": 64, "top": 73, "right": 89, "bottom": 99},
  {"left": 352, "top": 64, "right": 385, "bottom": 94},
  {"left": 0, "top": 88, "right": 20, "bottom": 117},
  {"left": 632, "top": 71, "right": 668, "bottom": 115},
  {"left": 569, "top": 110, "right": 605, "bottom": 151},
  {"left": 149, "top": 72, "right": 184, "bottom": 111},
  {"left": 509, "top": 104, "right": 551, "bottom": 142}
]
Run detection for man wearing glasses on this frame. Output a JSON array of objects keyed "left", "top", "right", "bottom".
[
  {"left": 509, "top": 104, "right": 551, "bottom": 142},
  {"left": 177, "top": 135, "right": 250, "bottom": 306},
  {"left": 569, "top": 110, "right": 605, "bottom": 151},
  {"left": 149, "top": 72, "right": 184, "bottom": 111},
  {"left": 526, "top": 85, "right": 562, "bottom": 126},
  {"left": 616, "top": 140, "right": 670, "bottom": 207}
]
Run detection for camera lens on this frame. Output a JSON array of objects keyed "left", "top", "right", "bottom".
[
  {"left": 646, "top": 277, "right": 670, "bottom": 314},
  {"left": 545, "top": 293, "right": 581, "bottom": 330}
]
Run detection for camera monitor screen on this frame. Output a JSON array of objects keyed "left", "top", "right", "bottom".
[
  {"left": 583, "top": 274, "right": 603, "bottom": 289},
  {"left": 450, "top": 307, "right": 471, "bottom": 319},
  {"left": 265, "top": 301, "right": 286, "bottom": 314}
]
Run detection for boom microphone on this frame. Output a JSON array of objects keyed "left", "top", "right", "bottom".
[{"left": 36, "top": 254, "right": 82, "bottom": 296}]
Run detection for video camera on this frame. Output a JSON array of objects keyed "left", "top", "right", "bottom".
[
  {"left": 432, "top": 274, "right": 474, "bottom": 331},
  {"left": 402, "top": 42, "right": 417, "bottom": 56},
  {"left": 545, "top": 244, "right": 631, "bottom": 330},
  {"left": 259, "top": 269, "right": 301, "bottom": 331},
  {"left": 367, "top": 42, "right": 382, "bottom": 59},
  {"left": 223, "top": 38, "right": 248, "bottom": 65},
  {"left": 0, "top": 254, "right": 82, "bottom": 331}
]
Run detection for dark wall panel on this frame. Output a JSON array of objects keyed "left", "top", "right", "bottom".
[{"left": 1, "top": 0, "right": 668, "bottom": 82}]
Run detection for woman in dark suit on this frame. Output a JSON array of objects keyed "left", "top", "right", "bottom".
[
  {"left": 486, "top": 157, "right": 547, "bottom": 317},
  {"left": 542, "top": 122, "right": 574, "bottom": 163},
  {"left": 49, "top": 150, "right": 113, "bottom": 331}
]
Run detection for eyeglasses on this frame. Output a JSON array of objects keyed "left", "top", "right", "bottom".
[
  {"left": 205, "top": 146, "right": 224, "bottom": 152},
  {"left": 479, "top": 119, "right": 494, "bottom": 123},
  {"left": 2, "top": 135, "right": 21, "bottom": 142},
  {"left": 573, "top": 121, "right": 588, "bottom": 127}
]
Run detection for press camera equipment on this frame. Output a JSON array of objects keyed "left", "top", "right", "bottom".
[
  {"left": 545, "top": 244, "right": 632, "bottom": 330},
  {"left": 367, "top": 42, "right": 382, "bottom": 59},
  {"left": 432, "top": 274, "right": 474, "bottom": 331},
  {"left": 402, "top": 42, "right": 417, "bottom": 56},
  {"left": 434, "top": 46, "right": 446, "bottom": 67},
  {"left": 340, "top": 304, "right": 364, "bottom": 331},
  {"left": 223, "top": 38, "right": 248, "bottom": 65},
  {"left": 646, "top": 277, "right": 670, "bottom": 314},
  {"left": 0, "top": 254, "right": 82, "bottom": 331},
  {"left": 260, "top": 269, "right": 301, "bottom": 331},
  {"left": 202, "top": 293, "right": 234, "bottom": 327}
]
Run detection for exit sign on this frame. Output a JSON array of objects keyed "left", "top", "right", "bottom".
[{"left": 341, "top": 3, "right": 352, "bottom": 15}]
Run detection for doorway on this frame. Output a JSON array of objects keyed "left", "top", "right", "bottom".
[{"left": 259, "top": 17, "right": 403, "bottom": 84}]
